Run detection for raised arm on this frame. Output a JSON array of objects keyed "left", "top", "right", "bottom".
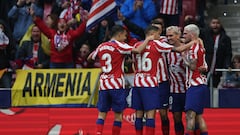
[
  {"left": 131, "top": 35, "right": 154, "bottom": 53},
  {"left": 69, "top": 21, "right": 86, "bottom": 40},
  {"left": 30, "top": 7, "right": 54, "bottom": 38},
  {"left": 172, "top": 40, "right": 197, "bottom": 52}
]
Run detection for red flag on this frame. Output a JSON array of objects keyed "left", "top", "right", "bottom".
[{"left": 86, "top": 0, "right": 117, "bottom": 31}]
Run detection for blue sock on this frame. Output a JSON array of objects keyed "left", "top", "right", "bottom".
[
  {"left": 195, "top": 123, "right": 199, "bottom": 130},
  {"left": 200, "top": 132, "right": 208, "bottom": 135},
  {"left": 96, "top": 119, "right": 104, "bottom": 125},
  {"left": 113, "top": 121, "right": 122, "bottom": 127},
  {"left": 135, "top": 118, "right": 143, "bottom": 130},
  {"left": 146, "top": 118, "right": 155, "bottom": 128}
]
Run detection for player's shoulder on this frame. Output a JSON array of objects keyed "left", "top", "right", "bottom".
[{"left": 133, "top": 40, "right": 144, "bottom": 47}]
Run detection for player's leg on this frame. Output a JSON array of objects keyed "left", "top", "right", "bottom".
[
  {"left": 135, "top": 110, "right": 144, "bottom": 135},
  {"left": 132, "top": 87, "right": 144, "bottom": 135},
  {"left": 196, "top": 114, "right": 208, "bottom": 135},
  {"left": 111, "top": 89, "right": 127, "bottom": 135},
  {"left": 96, "top": 111, "right": 107, "bottom": 135},
  {"left": 112, "top": 111, "right": 123, "bottom": 135},
  {"left": 159, "top": 109, "right": 170, "bottom": 135},
  {"left": 173, "top": 111, "right": 184, "bottom": 135},
  {"left": 185, "top": 110, "right": 196, "bottom": 135},
  {"left": 145, "top": 109, "right": 156, "bottom": 135},
  {"left": 96, "top": 91, "right": 110, "bottom": 135},
  {"left": 194, "top": 85, "right": 209, "bottom": 135},
  {"left": 142, "top": 87, "right": 160, "bottom": 135},
  {"left": 158, "top": 81, "right": 170, "bottom": 135},
  {"left": 169, "top": 93, "right": 186, "bottom": 135}
]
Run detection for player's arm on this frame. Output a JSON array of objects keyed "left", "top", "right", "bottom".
[
  {"left": 87, "top": 50, "right": 97, "bottom": 62},
  {"left": 131, "top": 35, "right": 154, "bottom": 53},
  {"left": 172, "top": 40, "right": 196, "bottom": 52},
  {"left": 198, "top": 65, "right": 208, "bottom": 73},
  {"left": 183, "top": 56, "right": 197, "bottom": 71}
]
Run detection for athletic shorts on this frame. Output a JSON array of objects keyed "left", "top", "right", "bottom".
[
  {"left": 131, "top": 87, "right": 160, "bottom": 111},
  {"left": 169, "top": 93, "right": 186, "bottom": 112},
  {"left": 158, "top": 81, "right": 170, "bottom": 109},
  {"left": 185, "top": 84, "right": 209, "bottom": 114},
  {"left": 97, "top": 89, "right": 127, "bottom": 113}
]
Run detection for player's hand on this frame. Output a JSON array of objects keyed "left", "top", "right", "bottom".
[
  {"left": 146, "top": 35, "right": 155, "bottom": 41},
  {"left": 198, "top": 65, "right": 208, "bottom": 73},
  {"left": 17, "top": 0, "right": 26, "bottom": 7}
]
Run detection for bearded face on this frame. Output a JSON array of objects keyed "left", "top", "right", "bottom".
[{"left": 210, "top": 19, "right": 221, "bottom": 34}]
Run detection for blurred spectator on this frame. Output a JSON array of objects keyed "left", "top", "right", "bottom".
[
  {"left": 8, "top": 0, "right": 43, "bottom": 44},
  {"left": 15, "top": 25, "right": 50, "bottom": 69},
  {"left": 183, "top": 14, "right": 205, "bottom": 29},
  {"left": 0, "top": 0, "right": 16, "bottom": 30},
  {"left": 183, "top": 15, "right": 197, "bottom": 27},
  {"left": 74, "top": 43, "right": 96, "bottom": 68},
  {"left": 196, "top": 0, "right": 206, "bottom": 28},
  {"left": 59, "top": 0, "right": 77, "bottom": 25},
  {"left": 30, "top": 7, "right": 86, "bottom": 68},
  {"left": 157, "top": 0, "right": 182, "bottom": 27},
  {"left": 84, "top": 18, "right": 114, "bottom": 50},
  {"left": 0, "top": 20, "right": 15, "bottom": 88},
  {"left": 45, "top": 13, "right": 58, "bottom": 30},
  {"left": 221, "top": 55, "right": 240, "bottom": 88},
  {"left": 37, "top": 0, "right": 62, "bottom": 25},
  {"left": 120, "top": 0, "right": 157, "bottom": 39},
  {"left": 59, "top": 0, "right": 88, "bottom": 29},
  {"left": 118, "top": 11, "right": 166, "bottom": 40},
  {"left": 200, "top": 17, "right": 232, "bottom": 88},
  {"left": 97, "top": 19, "right": 112, "bottom": 44},
  {"left": 80, "top": 0, "right": 92, "bottom": 11}
]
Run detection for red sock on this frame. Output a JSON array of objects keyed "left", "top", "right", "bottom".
[
  {"left": 185, "top": 130, "right": 194, "bottom": 135},
  {"left": 112, "top": 125, "right": 121, "bottom": 135},
  {"left": 145, "top": 126, "right": 155, "bottom": 135},
  {"left": 194, "top": 129, "right": 201, "bottom": 135},
  {"left": 162, "top": 125, "right": 169, "bottom": 135},
  {"left": 96, "top": 124, "right": 103, "bottom": 135},
  {"left": 136, "top": 129, "right": 143, "bottom": 135},
  {"left": 176, "top": 130, "right": 184, "bottom": 135}
]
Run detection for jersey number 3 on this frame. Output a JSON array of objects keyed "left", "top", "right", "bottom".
[{"left": 102, "top": 53, "right": 112, "bottom": 73}]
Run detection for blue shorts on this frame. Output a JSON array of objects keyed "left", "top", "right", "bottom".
[
  {"left": 169, "top": 93, "right": 186, "bottom": 112},
  {"left": 185, "top": 84, "right": 209, "bottom": 114},
  {"left": 158, "top": 81, "right": 170, "bottom": 109},
  {"left": 97, "top": 89, "right": 127, "bottom": 113},
  {"left": 132, "top": 87, "right": 160, "bottom": 111}
]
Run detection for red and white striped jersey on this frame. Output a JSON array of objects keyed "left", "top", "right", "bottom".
[
  {"left": 157, "top": 36, "right": 170, "bottom": 83},
  {"left": 185, "top": 43, "right": 208, "bottom": 88},
  {"left": 158, "top": 53, "right": 169, "bottom": 83},
  {"left": 133, "top": 40, "right": 173, "bottom": 87},
  {"left": 168, "top": 51, "right": 187, "bottom": 93},
  {"left": 160, "top": 0, "right": 179, "bottom": 15},
  {"left": 89, "top": 40, "right": 133, "bottom": 90}
]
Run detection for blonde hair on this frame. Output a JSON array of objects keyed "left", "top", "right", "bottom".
[
  {"left": 166, "top": 26, "right": 181, "bottom": 35},
  {"left": 184, "top": 24, "right": 200, "bottom": 37}
]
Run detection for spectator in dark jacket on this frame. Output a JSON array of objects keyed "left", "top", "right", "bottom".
[
  {"left": 200, "top": 17, "right": 232, "bottom": 88},
  {"left": 16, "top": 25, "right": 50, "bottom": 69},
  {"left": 0, "top": 19, "right": 15, "bottom": 88},
  {"left": 8, "top": 0, "right": 43, "bottom": 43}
]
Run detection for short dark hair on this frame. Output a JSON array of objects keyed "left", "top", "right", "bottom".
[
  {"left": 144, "top": 25, "right": 159, "bottom": 35},
  {"left": 110, "top": 25, "right": 126, "bottom": 37},
  {"left": 151, "top": 19, "right": 163, "bottom": 26}
]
